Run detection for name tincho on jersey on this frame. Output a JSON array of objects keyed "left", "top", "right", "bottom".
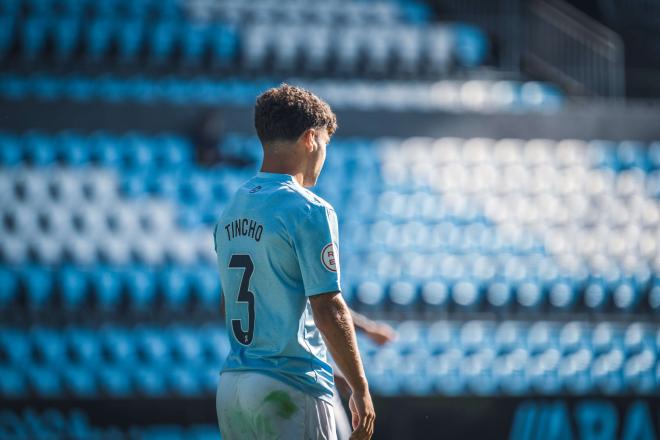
[{"left": 224, "top": 218, "right": 264, "bottom": 242}]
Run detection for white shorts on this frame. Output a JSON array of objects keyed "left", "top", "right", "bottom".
[{"left": 216, "top": 371, "right": 337, "bottom": 440}]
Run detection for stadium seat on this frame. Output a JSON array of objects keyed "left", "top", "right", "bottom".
[
  {"left": 52, "top": 19, "right": 80, "bottom": 62},
  {"left": 133, "top": 366, "right": 167, "bottom": 397},
  {"left": 97, "top": 367, "right": 132, "bottom": 397},
  {"left": 85, "top": 20, "right": 113, "bottom": 62},
  {"left": 0, "top": 367, "right": 27, "bottom": 397},
  {"left": 123, "top": 267, "right": 156, "bottom": 311},
  {"left": 148, "top": 21, "right": 177, "bottom": 65},
  {"left": 169, "top": 367, "right": 201, "bottom": 396},
  {"left": 65, "top": 329, "right": 100, "bottom": 365},
  {"left": 31, "top": 328, "right": 66, "bottom": 366},
  {"left": 21, "top": 266, "right": 54, "bottom": 310},
  {"left": 27, "top": 366, "right": 63, "bottom": 397},
  {"left": 62, "top": 366, "right": 97, "bottom": 397},
  {"left": 0, "top": 330, "right": 31, "bottom": 366},
  {"left": 90, "top": 268, "right": 123, "bottom": 311},
  {"left": 101, "top": 329, "right": 135, "bottom": 365},
  {"left": 0, "top": 268, "right": 18, "bottom": 308},
  {"left": 116, "top": 21, "right": 144, "bottom": 64},
  {"left": 160, "top": 267, "right": 191, "bottom": 309}
]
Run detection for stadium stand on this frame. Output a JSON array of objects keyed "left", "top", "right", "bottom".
[{"left": 1, "top": 0, "right": 659, "bottom": 437}]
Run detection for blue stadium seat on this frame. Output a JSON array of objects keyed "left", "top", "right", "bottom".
[
  {"left": 0, "top": 367, "right": 27, "bottom": 397},
  {"left": 23, "top": 131, "right": 56, "bottom": 166},
  {"left": 0, "top": 0, "right": 19, "bottom": 16},
  {"left": 355, "top": 280, "right": 386, "bottom": 308},
  {"left": 59, "top": 0, "right": 85, "bottom": 16},
  {"left": 62, "top": 366, "right": 97, "bottom": 397},
  {"left": 124, "top": 267, "right": 156, "bottom": 311},
  {"left": 583, "top": 282, "right": 607, "bottom": 310},
  {"left": 21, "top": 266, "right": 54, "bottom": 310},
  {"left": 0, "top": 330, "right": 31, "bottom": 366},
  {"left": 133, "top": 366, "right": 167, "bottom": 397},
  {"left": 624, "top": 349, "right": 656, "bottom": 394},
  {"left": 0, "top": 16, "right": 15, "bottom": 60},
  {"left": 27, "top": 366, "right": 63, "bottom": 397},
  {"left": 157, "top": 135, "right": 192, "bottom": 167},
  {"left": 394, "top": 321, "right": 424, "bottom": 352},
  {"left": 426, "top": 321, "right": 455, "bottom": 351},
  {"left": 548, "top": 281, "right": 576, "bottom": 310},
  {"left": 90, "top": 268, "right": 122, "bottom": 311},
  {"left": 486, "top": 281, "right": 513, "bottom": 309},
  {"left": 0, "top": 267, "right": 18, "bottom": 308},
  {"left": 210, "top": 25, "right": 238, "bottom": 67},
  {"left": 170, "top": 328, "right": 202, "bottom": 365},
  {"left": 93, "top": 0, "right": 120, "bottom": 19},
  {"left": 399, "top": 350, "right": 434, "bottom": 395},
  {"left": 90, "top": 132, "right": 121, "bottom": 167},
  {"left": 616, "top": 141, "right": 647, "bottom": 170},
  {"left": 66, "top": 329, "right": 100, "bottom": 365},
  {"left": 85, "top": 20, "right": 113, "bottom": 62},
  {"left": 432, "top": 350, "right": 467, "bottom": 395},
  {"left": 169, "top": 367, "right": 201, "bottom": 396},
  {"left": 31, "top": 328, "right": 66, "bottom": 366},
  {"left": 612, "top": 283, "right": 640, "bottom": 311},
  {"left": 97, "top": 367, "right": 132, "bottom": 397},
  {"left": 148, "top": 22, "right": 177, "bottom": 65},
  {"left": 101, "top": 329, "right": 136, "bottom": 365},
  {"left": 181, "top": 24, "right": 207, "bottom": 66},
  {"left": 421, "top": 281, "right": 449, "bottom": 308},
  {"left": 200, "top": 366, "right": 220, "bottom": 394},
  {"left": 388, "top": 280, "right": 418, "bottom": 309},
  {"left": 190, "top": 267, "right": 220, "bottom": 308},
  {"left": 649, "top": 284, "right": 660, "bottom": 312},
  {"left": 452, "top": 24, "right": 488, "bottom": 68},
  {"left": 648, "top": 142, "right": 660, "bottom": 170},
  {"left": 121, "top": 170, "right": 151, "bottom": 198},
  {"left": 26, "top": 0, "right": 54, "bottom": 14},
  {"left": 55, "top": 131, "right": 91, "bottom": 165},
  {"left": 117, "top": 21, "right": 144, "bottom": 64},
  {"left": 52, "top": 19, "right": 80, "bottom": 63},
  {"left": 160, "top": 267, "right": 191, "bottom": 309},
  {"left": 136, "top": 328, "right": 170, "bottom": 364},
  {"left": 516, "top": 281, "right": 543, "bottom": 310},
  {"left": 203, "top": 326, "right": 230, "bottom": 366},
  {"left": 21, "top": 18, "right": 48, "bottom": 61},
  {"left": 0, "top": 133, "right": 21, "bottom": 166},
  {"left": 451, "top": 281, "right": 481, "bottom": 309}
]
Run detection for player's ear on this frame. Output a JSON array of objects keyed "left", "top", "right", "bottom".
[{"left": 299, "top": 128, "right": 317, "bottom": 152}]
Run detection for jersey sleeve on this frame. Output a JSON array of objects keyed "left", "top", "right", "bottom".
[{"left": 291, "top": 204, "right": 341, "bottom": 297}]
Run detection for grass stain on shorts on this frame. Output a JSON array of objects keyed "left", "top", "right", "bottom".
[{"left": 264, "top": 390, "right": 299, "bottom": 419}]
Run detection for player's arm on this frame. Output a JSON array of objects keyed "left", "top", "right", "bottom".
[
  {"left": 349, "top": 308, "right": 397, "bottom": 346},
  {"left": 310, "top": 292, "right": 375, "bottom": 440},
  {"left": 292, "top": 204, "right": 374, "bottom": 438}
]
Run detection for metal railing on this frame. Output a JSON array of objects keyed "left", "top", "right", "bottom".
[
  {"left": 431, "top": 0, "right": 522, "bottom": 71},
  {"left": 524, "top": 0, "right": 625, "bottom": 98}
]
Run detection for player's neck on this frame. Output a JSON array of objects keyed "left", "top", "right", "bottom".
[{"left": 260, "top": 156, "right": 305, "bottom": 186}]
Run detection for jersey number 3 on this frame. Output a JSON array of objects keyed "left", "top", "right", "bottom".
[{"left": 228, "top": 254, "right": 255, "bottom": 345}]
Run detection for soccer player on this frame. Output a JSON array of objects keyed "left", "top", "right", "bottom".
[{"left": 214, "top": 84, "right": 375, "bottom": 439}]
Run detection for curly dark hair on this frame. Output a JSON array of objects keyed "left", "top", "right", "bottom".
[{"left": 254, "top": 84, "right": 337, "bottom": 145}]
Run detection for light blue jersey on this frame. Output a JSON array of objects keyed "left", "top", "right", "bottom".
[{"left": 213, "top": 172, "right": 341, "bottom": 403}]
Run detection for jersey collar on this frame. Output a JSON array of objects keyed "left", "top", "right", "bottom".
[{"left": 256, "top": 172, "right": 298, "bottom": 185}]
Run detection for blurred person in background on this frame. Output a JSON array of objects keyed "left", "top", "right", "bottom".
[{"left": 214, "top": 84, "right": 375, "bottom": 439}]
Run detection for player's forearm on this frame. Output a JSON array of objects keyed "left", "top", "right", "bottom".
[{"left": 315, "top": 299, "right": 369, "bottom": 393}]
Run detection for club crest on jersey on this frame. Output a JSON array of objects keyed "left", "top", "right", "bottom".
[{"left": 321, "top": 243, "right": 337, "bottom": 272}]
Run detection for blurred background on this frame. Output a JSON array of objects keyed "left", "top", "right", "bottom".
[{"left": 0, "top": 0, "right": 659, "bottom": 438}]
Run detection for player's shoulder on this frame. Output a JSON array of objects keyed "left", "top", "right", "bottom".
[{"left": 283, "top": 182, "right": 336, "bottom": 216}]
